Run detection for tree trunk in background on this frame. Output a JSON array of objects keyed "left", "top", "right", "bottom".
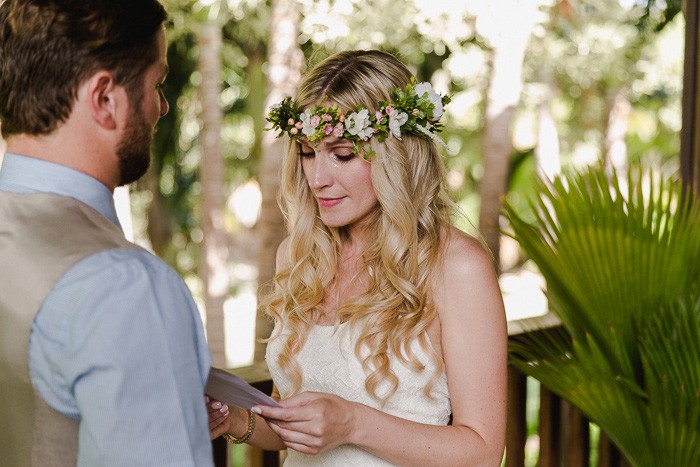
[
  {"left": 254, "top": 0, "right": 304, "bottom": 362},
  {"left": 535, "top": 73, "right": 561, "bottom": 182},
  {"left": 142, "top": 168, "right": 173, "bottom": 257},
  {"left": 604, "top": 85, "right": 631, "bottom": 175},
  {"left": 199, "top": 20, "right": 228, "bottom": 368},
  {"left": 681, "top": 0, "right": 700, "bottom": 196},
  {"left": 479, "top": 13, "right": 535, "bottom": 273}
]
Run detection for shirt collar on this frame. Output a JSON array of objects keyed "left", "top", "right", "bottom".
[{"left": 0, "top": 153, "right": 122, "bottom": 229}]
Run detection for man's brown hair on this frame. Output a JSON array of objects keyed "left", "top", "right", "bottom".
[{"left": 0, "top": 0, "right": 167, "bottom": 138}]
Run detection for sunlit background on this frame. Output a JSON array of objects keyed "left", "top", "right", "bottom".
[
  {"left": 0, "top": 0, "right": 686, "bottom": 464},
  {"left": 0, "top": 0, "right": 683, "bottom": 371},
  {"left": 136, "top": 0, "right": 683, "bottom": 368}
]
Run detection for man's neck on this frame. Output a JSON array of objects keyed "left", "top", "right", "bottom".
[{"left": 6, "top": 130, "right": 118, "bottom": 192}]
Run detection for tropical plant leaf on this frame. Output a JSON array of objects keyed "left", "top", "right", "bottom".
[{"left": 504, "top": 165, "right": 700, "bottom": 466}]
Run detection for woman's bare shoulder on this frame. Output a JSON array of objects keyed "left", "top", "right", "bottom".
[
  {"left": 437, "top": 225, "right": 495, "bottom": 280},
  {"left": 431, "top": 226, "right": 502, "bottom": 322}
]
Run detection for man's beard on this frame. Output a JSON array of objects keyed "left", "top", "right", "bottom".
[{"left": 116, "top": 104, "right": 154, "bottom": 187}]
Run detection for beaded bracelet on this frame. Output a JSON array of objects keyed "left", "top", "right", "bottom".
[{"left": 222, "top": 409, "right": 255, "bottom": 444}]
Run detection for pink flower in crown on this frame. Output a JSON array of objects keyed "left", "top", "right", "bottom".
[
  {"left": 295, "top": 122, "right": 303, "bottom": 129},
  {"left": 288, "top": 118, "right": 295, "bottom": 125},
  {"left": 339, "top": 114, "right": 345, "bottom": 122},
  {"left": 291, "top": 128, "right": 298, "bottom": 135},
  {"left": 323, "top": 124, "right": 334, "bottom": 135},
  {"left": 322, "top": 114, "right": 332, "bottom": 122},
  {"left": 386, "top": 106, "right": 395, "bottom": 115},
  {"left": 310, "top": 115, "right": 321, "bottom": 127},
  {"left": 333, "top": 126, "right": 344, "bottom": 138},
  {"left": 375, "top": 111, "right": 384, "bottom": 124}
]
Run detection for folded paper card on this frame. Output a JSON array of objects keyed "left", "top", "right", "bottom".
[{"left": 205, "top": 367, "right": 281, "bottom": 410}]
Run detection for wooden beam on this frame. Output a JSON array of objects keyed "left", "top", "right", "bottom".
[
  {"left": 538, "top": 386, "right": 561, "bottom": 467},
  {"left": 562, "top": 400, "right": 590, "bottom": 467},
  {"left": 505, "top": 367, "right": 527, "bottom": 467},
  {"left": 212, "top": 436, "right": 228, "bottom": 467},
  {"left": 598, "top": 431, "right": 623, "bottom": 467},
  {"left": 681, "top": 0, "right": 700, "bottom": 195}
]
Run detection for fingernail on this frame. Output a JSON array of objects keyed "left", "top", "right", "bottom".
[
  {"left": 251, "top": 407, "right": 262, "bottom": 414},
  {"left": 212, "top": 402, "right": 221, "bottom": 409},
  {"left": 219, "top": 405, "right": 228, "bottom": 413}
]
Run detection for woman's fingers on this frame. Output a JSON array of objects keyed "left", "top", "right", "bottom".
[
  {"left": 267, "top": 422, "right": 324, "bottom": 455},
  {"left": 253, "top": 403, "right": 314, "bottom": 423},
  {"left": 205, "top": 396, "right": 231, "bottom": 439},
  {"left": 206, "top": 398, "right": 229, "bottom": 416},
  {"left": 267, "top": 420, "right": 317, "bottom": 447},
  {"left": 209, "top": 408, "right": 229, "bottom": 429}
]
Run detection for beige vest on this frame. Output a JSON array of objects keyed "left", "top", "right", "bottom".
[{"left": 0, "top": 191, "right": 141, "bottom": 466}]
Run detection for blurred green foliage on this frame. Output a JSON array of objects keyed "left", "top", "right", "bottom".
[{"left": 139, "top": 0, "right": 685, "bottom": 284}]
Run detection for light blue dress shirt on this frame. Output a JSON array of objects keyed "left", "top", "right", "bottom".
[{"left": 0, "top": 153, "right": 214, "bottom": 467}]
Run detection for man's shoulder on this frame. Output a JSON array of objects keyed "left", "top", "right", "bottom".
[
  {"left": 2, "top": 191, "right": 138, "bottom": 254},
  {"left": 63, "top": 247, "right": 182, "bottom": 288}
]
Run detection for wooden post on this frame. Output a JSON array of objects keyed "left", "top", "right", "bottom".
[
  {"left": 537, "top": 385, "right": 561, "bottom": 467},
  {"left": 212, "top": 436, "right": 228, "bottom": 467},
  {"left": 598, "top": 431, "right": 622, "bottom": 467},
  {"left": 681, "top": 0, "right": 700, "bottom": 195},
  {"left": 505, "top": 367, "right": 527, "bottom": 467},
  {"left": 561, "top": 400, "right": 589, "bottom": 467}
]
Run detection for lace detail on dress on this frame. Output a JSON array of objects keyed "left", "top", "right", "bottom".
[{"left": 266, "top": 322, "right": 451, "bottom": 466}]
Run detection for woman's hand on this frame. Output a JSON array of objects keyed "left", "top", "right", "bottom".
[
  {"left": 252, "top": 392, "right": 358, "bottom": 455},
  {"left": 206, "top": 395, "right": 231, "bottom": 440}
]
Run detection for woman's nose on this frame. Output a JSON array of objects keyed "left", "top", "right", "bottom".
[{"left": 306, "top": 156, "right": 333, "bottom": 189}]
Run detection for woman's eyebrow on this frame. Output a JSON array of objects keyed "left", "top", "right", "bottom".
[{"left": 326, "top": 139, "right": 353, "bottom": 147}]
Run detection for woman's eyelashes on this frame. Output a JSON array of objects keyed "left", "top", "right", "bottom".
[
  {"left": 334, "top": 152, "right": 355, "bottom": 162},
  {"left": 298, "top": 148, "right": 356, "bottom": 162}
]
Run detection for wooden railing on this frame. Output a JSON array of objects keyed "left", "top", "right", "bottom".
[
  {"left": 212, "top": 313, "right": 629, "bottom": 467},
  {"left": 505, "top": 314, "right": 629, "bottom": 467}
]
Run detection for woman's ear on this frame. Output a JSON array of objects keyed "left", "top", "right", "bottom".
[{"left": 84, "top": 71, "right": 124, "bottom": 130}]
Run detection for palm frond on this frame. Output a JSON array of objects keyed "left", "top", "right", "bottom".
[{"left": 504, "top": 165, "right": 700, "bottom": 466}]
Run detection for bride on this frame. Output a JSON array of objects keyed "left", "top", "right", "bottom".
[{"left": 208, "top": 49, "right": 507, "bottom": 466}]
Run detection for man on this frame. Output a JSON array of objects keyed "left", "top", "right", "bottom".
[{"left": 0, "top": 1, "right": 215, "bottom": 465}]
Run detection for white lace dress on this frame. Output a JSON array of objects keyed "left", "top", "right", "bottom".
[{"left": 266, "top": 321, "right": 452, "bottom": 466}]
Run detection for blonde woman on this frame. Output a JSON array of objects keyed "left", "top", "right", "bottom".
[{"left": 208, "top": 50, "right": 507, "bottom": 466}]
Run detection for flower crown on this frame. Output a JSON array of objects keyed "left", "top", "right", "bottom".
[{"left": 267, "top": 78, "right": 451, "bottom": 158}]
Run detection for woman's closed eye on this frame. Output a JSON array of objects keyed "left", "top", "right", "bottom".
[
  {"left": 333, "top": 151, "right": 355, "bottom": 163},
  {"left": 329, "top": 145, "right": 357, "bottom": 162},
  {"left": 298, "top": 149, "right": 355, "bottom": 162}
]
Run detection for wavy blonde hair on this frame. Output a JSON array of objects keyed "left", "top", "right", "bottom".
[{"left": 263, "top": 50, "right": 456, "bottom": 405}]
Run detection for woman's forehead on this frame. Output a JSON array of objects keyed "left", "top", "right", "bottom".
[{"left": 298, "top": 136, "right": 354, "bottom": 147}]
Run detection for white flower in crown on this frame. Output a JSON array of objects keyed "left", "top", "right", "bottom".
[
  {"left": 414, "top": 82, "right": 443, "bottom": 121},
  {"left": 300, "top": 109, "right": 315, "bottom": 138},
  {"left": 387, "top": 108, "right": 409, "bottom": 140},
  {"left": 345, "top": 109, "right": 373, "bottom": 140}
]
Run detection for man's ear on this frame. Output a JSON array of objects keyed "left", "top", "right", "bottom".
[{"left": 85, "top": 71, "right": 125, "bottom": 130}]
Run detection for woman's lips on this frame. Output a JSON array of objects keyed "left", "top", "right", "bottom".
[{"left": 318, "top": 197, "right": 344, "bottom": 208}]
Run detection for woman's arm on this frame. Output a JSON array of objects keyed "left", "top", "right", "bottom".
[
  {"left": 207, "top": 387, "right": 287, "bottom": 451},
  {"left": 254, "top": 231, "right": 508, "bottom": 465}
]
